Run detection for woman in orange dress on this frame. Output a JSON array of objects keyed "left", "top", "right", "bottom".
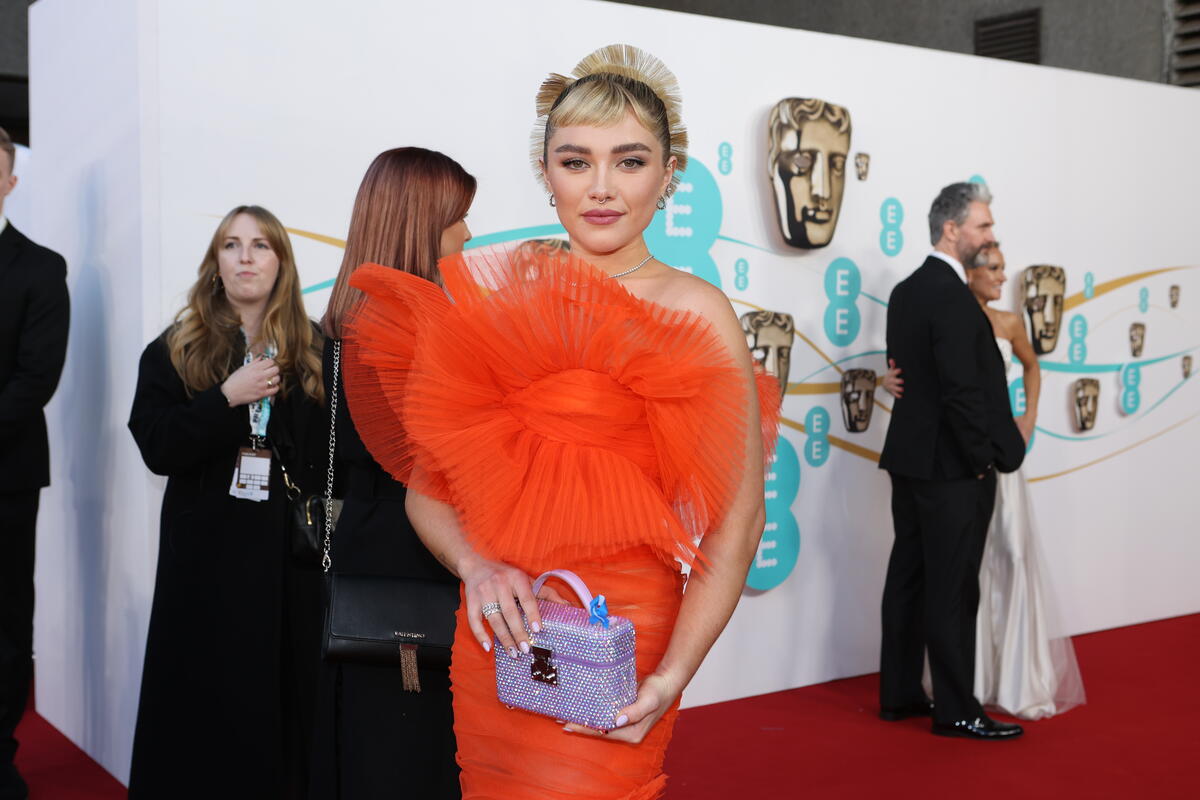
[{"left": 342, "top": 45, "right": 779, "bottom": 799}]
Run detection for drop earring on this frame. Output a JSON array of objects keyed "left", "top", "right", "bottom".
[
  {"left": 656, "top": 196, "right": 667, "bottom": 210},
  {"left": 549, "top": 195, "right": 556, "bottom": 208}
]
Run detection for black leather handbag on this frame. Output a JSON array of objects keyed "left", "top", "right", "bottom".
[{"left": 320, "top": 340, "right": 458, "bottom": 691}]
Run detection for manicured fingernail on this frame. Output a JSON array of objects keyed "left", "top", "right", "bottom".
[
  {"left": 562, "top": 725, "right": 573, "bottom": 733},
  {"left": 615, "top": 715, "right": 629, "bottom": 727},
  {"left": 555, "top": 719, "right": 566, "bottom": 724},
  {"left": 531, "top": 621, "right": 541, "bottom": 633},
  {"left": 509, "top": 647, "right": 519, "bottom": 659},
  {"left": 519, "top": 641, "right": 531, "bottom": 654},
  {"left": 481, "top": 639, "right": 491, "bottom": 652}
]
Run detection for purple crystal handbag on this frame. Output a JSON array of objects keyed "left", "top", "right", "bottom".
[{"left": 494, "top": 569, "right": 637, "bottom": 730}]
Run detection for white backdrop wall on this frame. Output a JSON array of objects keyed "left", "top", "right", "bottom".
[{"left": 29, "top": 0, "right": 1200, "bottom": 782}]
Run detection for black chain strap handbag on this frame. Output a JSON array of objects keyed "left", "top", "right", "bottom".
[{"left": 320, "top": 339, "right": 458, "bottom": 691}]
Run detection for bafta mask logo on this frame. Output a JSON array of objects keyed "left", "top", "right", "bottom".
[
  {"left": 840, "top": 368, "right": 877, "bottom": 433},
  {"left": 854, "top": 153, "right": 870, "bottom": 181},
  {"left": 1129, "top": 322, "right": 1146, "bottom": 358},
  {"left": 1022, "top": 265, "right": 1066, "bottom": 355},
  {"left": 1183, "top": 355, "right": 1193, "bottom": 380},
  {"left": 1073, "top": 378, "right": 1100, "bottom": 432},
  {"left": 741, "top": 310, "right": 795, "bottom": 392},
  {"left": 1170, "top": 285, "right": 1180, "bottom": 308},
  {"left": 767, "top": 98, "right": 851, "bottom": 249}
]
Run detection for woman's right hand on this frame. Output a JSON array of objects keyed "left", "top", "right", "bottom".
[
  {"left": 460, "top": 556, "right": 545, "bottom": 659},
  {"left": 220, "top": 356, "right": 280, "bottom": 407},
  {"left": 881, "top": 358, "right": 904, "bottom": 398}
]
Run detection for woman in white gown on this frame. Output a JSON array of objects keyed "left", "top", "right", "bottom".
[{"left": 883, "top": 243, "right": 1085, "bottom": 720}]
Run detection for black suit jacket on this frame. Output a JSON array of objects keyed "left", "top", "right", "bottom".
[
  {"left": 0, "top": 222, "right": 70, "bottom": 490},
  {"left": 879, "top": 255, "right": 1024, "bottom": 480}
]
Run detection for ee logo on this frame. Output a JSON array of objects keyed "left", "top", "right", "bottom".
[
  {"left": 1083, "top": 272, "right": 1095, "bottom": 300},
  {"left": 734, "top": 258, "right": 749, "bottom": 291},
  {"left": 879, "top": 198, "right": 904, "bottom": 257},
  {"left": 646, "top": 158, "right": 722, "bottom": 288},
  {"left": 747, "top": 437, "right": 800, "bottom": 591},
  {"left": 717, "top": 142, "right": 733, "bottom": 176},
  {"left": 824, "top": 257, "right": 862, "bottom": 346},
  {"left": 803, "top": 406, "right": 831, "bottom": 467},
  {"left": 1068, "top": 314, "right": 1088, "bottom": 365},
  {"left": 1138, "top": 287, "right": 1150, "bottom": 314},
  {"left": 1120, "top": 363, "right": 1141, "bottom": 415}
]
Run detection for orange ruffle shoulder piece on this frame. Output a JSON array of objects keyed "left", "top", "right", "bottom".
[{"left": 343, "top": 245, "right": 780, "bottom": 570}]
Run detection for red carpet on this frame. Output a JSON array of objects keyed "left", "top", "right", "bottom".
[
  {"left": 664, "top": 613, "right": 1199, "bottom": 799},
  {"left": 12, "top": 614, "right": 1198, "bottom": 798},
  {"left": 13, "top": 710, "right": 124, "bottom": 799}
]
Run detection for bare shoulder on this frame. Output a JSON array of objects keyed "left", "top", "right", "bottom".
[
  {"left": 638, "top": 265, "right": 734, "bottom": 323},
  {"left": 995, "top": 309, "right": 1024, "bottom": 337}
]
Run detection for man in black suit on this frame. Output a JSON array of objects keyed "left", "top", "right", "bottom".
[
  {"left": 0, "top": 128, "right": 70, "bottom": 798},
  {"left": 877, "top": 182, "right": 1026, "bottom": 740}
]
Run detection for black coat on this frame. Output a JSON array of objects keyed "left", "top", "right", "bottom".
[
  {"left": 879, "top": 256, "right": 1025, "bottom": 479},
  {"left": 127, "top": 330, "right": 326, "bottom": 799},
  {"left": 308, "top": 336, "right": 460, "bottom": 800},
  {"left": 0, "top": 222, "right": 70, "bottom": 489}
]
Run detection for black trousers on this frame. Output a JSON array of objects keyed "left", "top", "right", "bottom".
[
  {"left": 880, "top": 472, "right": 995, "bottom": 723},
  {"left": 0, "top": 491, "right": 39, "bottom": 766}
]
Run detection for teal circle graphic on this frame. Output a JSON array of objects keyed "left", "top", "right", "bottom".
[
  {"left": 1122, "top": 364, "right": 1141, "bottom": 389},
  {"left": 880, "top": 227, "right": 904, "bottom": 257},
  {"left": 969, "top": 174, "right": 987, "bottom": 185},
  {"left": 646, "top": 158, "right": 722, "bottom": 288},
  {"left": 824, "top": 258, "right": 862, "bottom": 301},
  {"left": 1008, "top": 376, "right": 1027, "bottom": 416},
  {"left": 1069, "top": 341, "right": 1087, "bottom": 365},
  {"left": 1083, "top": 272, "right": 1095, "bottom": 299},
  {"left": 880, "top": 198, "right": 904, "bottom": 227},
  {"left": 718, "top": 142, "right": 733, "bottom": 159},
  {"left": 745, "top": 512, "right": 800, "bottom": 592},
  {"left": 824, "top": 304, "right": 861, "bottom": 346},
  {"left": 1069, "top": 315, "right": 1088, "bottom": 340},
  {"left": 1138, "top": 287, "right": 1149, "bottom": 313}
]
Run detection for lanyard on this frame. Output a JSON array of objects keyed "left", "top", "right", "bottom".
[{"left": 243, "top": 335, "right": 278, "bottom": 448}]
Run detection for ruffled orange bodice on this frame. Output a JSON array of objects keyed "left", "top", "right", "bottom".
[{"left": 343, "top": 245, "right": 780, "bottom": 574}]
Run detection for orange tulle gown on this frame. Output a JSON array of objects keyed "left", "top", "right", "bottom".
[{"left": 342, "top": 245, "right": 779, "bottom": 800}]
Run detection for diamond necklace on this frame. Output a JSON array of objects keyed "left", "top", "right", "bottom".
[{"left": 609, "top": 254, "right": 653, "bottom": 279}]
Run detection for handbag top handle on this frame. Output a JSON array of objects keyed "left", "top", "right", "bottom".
[{"left": 531, "top": 569, "right": 594, "bottom": 609}]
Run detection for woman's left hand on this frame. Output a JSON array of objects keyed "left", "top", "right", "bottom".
[{"left": 562, "top": 670, "right": 680, "bottom": 743}]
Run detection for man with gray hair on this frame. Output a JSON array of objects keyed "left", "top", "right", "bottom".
[{"left": 877, "top": 182, "right": 1026, "bottom": 740}]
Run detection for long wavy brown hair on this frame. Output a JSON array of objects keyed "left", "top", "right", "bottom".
[
  {"left": 322, "top": 147, "right": 477, "bottom": 338},
  {"left": 167, "top": 205, "right": 323, "bottom": 402}
]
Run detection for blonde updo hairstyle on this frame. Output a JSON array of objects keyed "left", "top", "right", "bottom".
[{"left": 532, "top": 44, "right": 688, "bottom": 197}]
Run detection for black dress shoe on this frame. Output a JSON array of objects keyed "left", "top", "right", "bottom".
[
  {"left": 879, "top": 697, "right": 934, "bottom": 721},
  {"left": 931, "top": 715, "right": 1024, "bottom": 740}
]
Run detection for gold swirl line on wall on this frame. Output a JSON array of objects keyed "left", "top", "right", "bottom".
[
  {"left": 1027, "top": 412, "right": 1199, "bottom": 483},
  {"left": 780, "top": 417, "right": 882, "bottom": 463},
  {"left": 1062, "top": 265, "right": 1197, "bottom": 311},
  {"left": 286, "top": 227, "right": 347, "bottom": 249}
]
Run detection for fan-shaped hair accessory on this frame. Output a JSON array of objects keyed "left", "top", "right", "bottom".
[{"left": 531, "top": 43, "right": 688, "bottom": 195}]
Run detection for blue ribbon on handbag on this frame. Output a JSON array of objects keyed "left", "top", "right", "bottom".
[{"left": 588, "top": 594, "right": 610, "bottom": 628}]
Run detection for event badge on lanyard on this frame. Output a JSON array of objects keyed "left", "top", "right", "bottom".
[{"left": 229, "top": 341, "right": 277, "bottom": 502}]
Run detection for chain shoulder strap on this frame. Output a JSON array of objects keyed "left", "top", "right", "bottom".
[{"left": 322, "top": 339, "right": 340, "bottom": 572}]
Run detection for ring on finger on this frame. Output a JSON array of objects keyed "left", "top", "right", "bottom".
[
  {"left": 481, "top": 601, "right": 502, "bottom": 618},
  {"left": 266, "top": 378, "right": 275, "bottom": 387}
]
